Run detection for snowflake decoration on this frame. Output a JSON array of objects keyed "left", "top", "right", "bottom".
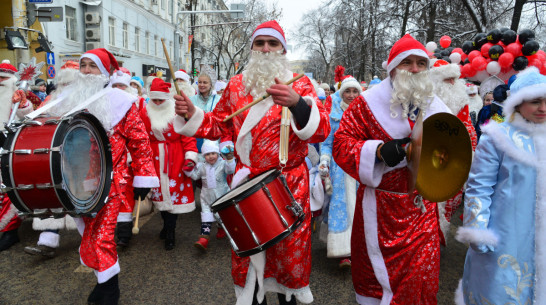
[
  {"left": 181, "top": 196, "right": 188, "bottom": 204},
  {"left": 152, "top": 188, "right": 161, "bottom": 200},
  {"left": 179, "top": 183, "right": 184, "bottom": 191},
  {"left": 15, "top": 57, "right": 45, "bottom": 88},
  {"left": 171, "top": 192, "right": 179, "bottom": 202},
  {"left": 169, "top": 179, "right": 177, "bottom": 188}
]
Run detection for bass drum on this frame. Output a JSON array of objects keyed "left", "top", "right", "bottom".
[{"left": 1, "top": 112, "right": 112, "bottom": 217}]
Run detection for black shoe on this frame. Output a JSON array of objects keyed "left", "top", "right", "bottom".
[
  {"left": 159, "top": 227, "right": 166, "bottom": 240},
  {"left": 24, "top": 245, "right": 56, "bottom": 258},
  {"left": 165, "top": 228, "right": 175, "bottom": 251},
  {"left": 0, "top": 229, "right": 20, "bottom": 252},
  {"left": 87, "top": 274, "right": 120, "bottom": 305},
  {"left": 116, "top": 221, "right": 132, "bottom": 247}
]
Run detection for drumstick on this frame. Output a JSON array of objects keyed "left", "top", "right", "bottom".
[
  {"left": 161, "top": 38, "right": 187, "bottom": 119},
  {"left": 132, "top": 197, "right": 141, "bottom": 234},
  {"left": 223, "top": 73, "right": 305, "bottom": 122}
]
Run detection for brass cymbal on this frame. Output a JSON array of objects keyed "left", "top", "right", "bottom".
[{"left": 407, "top": 112, "right": 472, "bottom": 202}]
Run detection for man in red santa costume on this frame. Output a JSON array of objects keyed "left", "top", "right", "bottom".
[
  {"left": 466, "top": 83, "right": 482, "bottom": 125},
  {"left": 37, "top": 48, "right": 158, "bottom": 304},
  {"left": 0, "top": 61, "right": 32, "bottom": 251},
  {"left": 140, "top": 78, "right": 198, "bottom": 251},
  {"left": 333, "top": 34, "right": 451, "bottom": 305},
  {"left": 429, "top": 59, "right": 477, "bottom": 245},
  {"left": 173, "top": 20, "right": 330, "bottom": 305}
]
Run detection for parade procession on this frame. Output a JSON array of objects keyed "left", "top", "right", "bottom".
[{"left": 1, "top": 0, "right": 546, "bottom": 304}]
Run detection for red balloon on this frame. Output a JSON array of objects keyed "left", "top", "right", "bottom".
[
  {"left": 466, "top": 63, "right": 477, "bottom": 77},
  {"left": 505, "top": 43, "right": 522, "bottom": 57},
  {"left": 540, "top": 63, "right": 546, "bottom": 75},
  {"left": 461, "top": 53, "right": 468, "bottom": 62},
  {"left": 498, "top": 53, "right": 515, "bottom": 68},
  {"left": 440, "top": 35, "right": 452, "bottom": 48},
  {"left": 452, "top": 47, "right": 464, "bottom": 54},
  {"left": 529, "top": 59, "right": 542, "bottom": 69},
  {"left": 468, "top": 50, "right": 482, "bottom": 63},
  {"left": 536, "top": 50, "right": 546, "bottom": 64},
  {"left": 472, "top": 56, "right": 487, "bottom": 71},
  {"left": 501, "top": 66, "right": 512, "bottom": 74},
  {"left": 481, "top": 43, "right": 493, "bottom": 58}
]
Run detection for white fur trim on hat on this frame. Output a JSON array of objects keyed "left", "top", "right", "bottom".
[
  {"left": 80, "top": 53, "right": 109, "bottom": 77},
  {"left": 201, "top": 140, "right": 220, "bottom": 155},
  {"left": 148, "top": 91, "right": 172, "bottom": 100},
  {"left": 339, "top": 77, "right": 363, "bottom": 96},
  {"left": 503, "top": 67, "right": 546, "bottom": 118},
  {"left": 386, "top": 49, "right": 429, "bottom": 75},
  {"left": 174, "top": 70, "right": 190, "bottom": 82},
  {"left": 430, "top": 63, "right": 460, "bottom": 80},
  {"left": 251, "top": 28, "right": 287, "bottom": 52},
  {"left": 110, "top": 72, "right": 131, "bottom": 87}
]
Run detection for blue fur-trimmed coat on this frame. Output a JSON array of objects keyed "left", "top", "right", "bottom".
[
  {"left": 455, "top": 114, "right": 546, "bottom": 305},
  {"left": 320, "top": 91, "right": 358, "bottom": 258}
]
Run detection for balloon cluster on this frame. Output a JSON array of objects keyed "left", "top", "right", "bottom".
[{"left": 426, "top": 29, "right": 546, "bottom": 82}]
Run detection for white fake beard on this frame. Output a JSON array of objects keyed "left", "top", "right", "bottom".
[
  {"left": 468, "top": 95, "right": 483, "bottom": 113},
  {"left": 0, "top": 77, "right": 16, "bottom": 126},
  {"left": 177, "top": 80, "right": 195, "bottom": 98},
  {"left": 48, "top": 73, "right": 112, "bottom": 130},
  {"left": 242, "top": 50, "right": 290, "bottom": 98},
  {"left": 147, "top": 99, "right": 175, "bottom": 133},
  {"left": 390, "top": 69, "right": 434, "bottom": 120},
  {"left": 433, "top": 79, "right": 468, "bottom": 114}
]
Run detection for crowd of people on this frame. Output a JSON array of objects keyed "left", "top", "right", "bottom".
[{"left": 0, "top": 19, "right": 545, "bottom": 305}]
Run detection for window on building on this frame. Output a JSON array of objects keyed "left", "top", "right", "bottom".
[
  {"left": 146, "top": 32, "right": 150, "bottom": 54},
  {"left": 161, "top": 0, "right": 166, "bottom": 10},
  {"left": 155, "top": 35, "right": 159, "bottom": 56},
  {"left": 169, "top": 41, "right": 173, "bottom": 58},
  {"left": 109, "top": 17, "right": 115, "bottom": 46},
  {"left": 65, "top": 6, "right": 78, "bottom": 41},
  {"left": 123, "top": 23, "right": 128, "bottom": 49},
  {"left": 135, "top": 28, "right": 140, "bottom": 52},
  {"left": 168, "top": 0, "right": 172, "bottom": 14}
]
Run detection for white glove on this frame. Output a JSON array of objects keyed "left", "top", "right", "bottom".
[{"left": 318, "top": 159, "right": 329, "bottom": 176}]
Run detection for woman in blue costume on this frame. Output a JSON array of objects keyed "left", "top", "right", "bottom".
[
  {"left": 190, "top": 72, "right": 219, "bottom": 152},
  {"left": 455, "top": 67, "right": 546, "bottom": 305},
  {"left": 319, "top": 76, "right": 361, "bottom": 268}
]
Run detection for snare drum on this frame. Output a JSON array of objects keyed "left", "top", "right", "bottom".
[
  {"left": 211, "top": 169, "right": 304, "bottom": 257},
  {"left": 0, "top": 112, "right": 112, "bottom": 217}
]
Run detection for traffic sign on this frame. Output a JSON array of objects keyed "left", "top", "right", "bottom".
[
  {"left": 46, "top": 52, "right": 55, "bottom": 65},
  {"left": 29, "top": 0, "right": 53, "bottom": 3},
  {"left": 36, "top": 6, "right": 63, "bottom": 22},
  {"left": 47, "top": 66, "right": 56, "bottom": 79}
]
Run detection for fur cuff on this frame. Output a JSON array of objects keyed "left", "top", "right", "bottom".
[
  {"left": 173, "top": 107, "right": 204, "bottom": 137},
  {"left": 37, "top": 231, "right": 60, "bottom": 248},
  {"left": 455, "top": 226, "right": 499, "bottom": 247},
  {"left": 185, "top": 150, "right": 198, "bottom": 163},
  {"left": 359, "top": 140, "right": 385, "bottom": 187},
  {"left": 117, "top": 212, "right": 133, "bottom": 222},
  {"left": 290, "top": 96, "right": 320, "bottom": 140},
  {"left": 133, "top": 176, "right": 160, "bottom": 188}
]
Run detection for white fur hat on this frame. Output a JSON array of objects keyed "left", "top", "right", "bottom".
[
  {"left": 110, "top": 71, "right": 132, "bottom": 87},
  {"left": 339, "top": 76, "right": 362, "bottom": 95},
  {"left": 201, "top": 140, "right": 220, "bottom": 155},
  {"left": 503, "top": 67, "right": 546, "bottom": 118}
]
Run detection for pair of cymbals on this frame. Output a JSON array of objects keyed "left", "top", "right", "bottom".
[{"left": 407, "top": 112, "right": 472, "bottom": 202}]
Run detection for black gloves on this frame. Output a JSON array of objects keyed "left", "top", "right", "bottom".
[
  {"left": 133, "top": 187, "right": 151, "bottom": 200},
  {"left": 378, "top": 138, "right": 410, "bottom": 167}
]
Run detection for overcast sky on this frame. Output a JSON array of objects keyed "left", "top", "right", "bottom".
[{"left": 276, "top": 0, "right": 319, "bottom": 60}]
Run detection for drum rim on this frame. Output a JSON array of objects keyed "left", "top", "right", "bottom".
[
  {"left": 210, "top": 169, "right": 280, "bottom": 213},
  {"left": 233, "top": 212, "right": 305, "bottom": 257},
  {"left": 56, "top": 112, "right": 113, "bottom": 216}
]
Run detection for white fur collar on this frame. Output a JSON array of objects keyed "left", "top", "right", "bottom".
[
  {"left": 107, "top": 88, "right": 137, "bottom": 130},
  {"left": 340, "top": 101, "right": 349, "bottom": 111},
  {"left": 235, "top": 70, "right": 293, "bottom": 166},
  {"left": 362, "top": 77, "right": 451, "bottom": 139}
]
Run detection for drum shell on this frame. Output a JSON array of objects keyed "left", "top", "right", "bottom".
[{"left": 212, "top": 170, "right": 304, "bottom": 257}]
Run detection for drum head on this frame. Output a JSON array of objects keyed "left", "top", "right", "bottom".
[{"left": 53, "top": 112, "right": 113, "bottom": 215}]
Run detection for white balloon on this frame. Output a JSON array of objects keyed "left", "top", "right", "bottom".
[
  {"left": 426, "top": 41, "right": 438, "bottom": 53},
  {"left": 475, "top": 70, "right": 490, "bottom": 82},
  {"left": 449, "top": 53, "right": 462, "bottom": 64},
  {"left": 486, "top": 61, "right": 501, "bottom": 76}
]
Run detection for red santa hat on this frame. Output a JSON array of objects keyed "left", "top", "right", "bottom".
[
  {"left": 80, "top": 48, "right": 119, "bottom": 77},
  {"left": 250, "top": 20, "right": 288, "bottom": 53},
  {"left": 385, "top": 34, "right": 429, "bottom": 75},
  {"left": 429, "top": 59, "right": 461, "bottom": 81},
  {"left": 174, "top": 69, "right": 190, "bottom": 82},
  {"left": 0, "top": 62, "right": 17, "bottom": 78},
  {"left": 61, "top": 60, "right": 79, "bottom": 70},
  {"left": 56, "top": 60, "right": 80, "bottom": 86},
  {"left": 148, "top": 78, "right": 172, "bottom": 100},
  {"left": 339, "top": 76, "right": 362, "bottom": 95},
  {"left": 465, "top": 83, "right": 478, "bottom": 95}
]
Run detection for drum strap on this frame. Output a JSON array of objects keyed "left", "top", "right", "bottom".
[{"left": 64, "top": 87, "right": 113, "bottom": 118}]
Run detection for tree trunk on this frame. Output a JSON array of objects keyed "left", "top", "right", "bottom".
[
  {"left": 400, "top": 0, "right": 411, "bottom": 38},
  {"left": 426, "top": 2, "right": 437, "bottom": 42},
  {"left": 510, "top": 0, "right": 528, "bottom": 32}
]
